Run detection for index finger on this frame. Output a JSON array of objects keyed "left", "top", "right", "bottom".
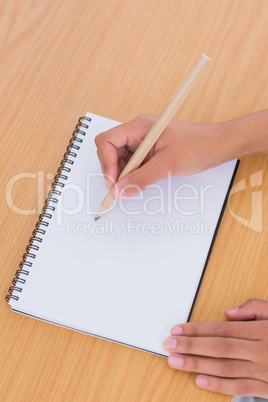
[
  {"left": 94, "top": 115, "right": 155, "bottom": 188},
  {"left": 171, "top": 320, "right": 263, "bottom": 340}
]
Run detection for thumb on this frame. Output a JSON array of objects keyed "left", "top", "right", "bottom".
[
  {"left": 225, "top": 298, "right": 268, "bottom": 321},
  {"left": 111, "top": 153, "right": 169, "bottom": 200}
]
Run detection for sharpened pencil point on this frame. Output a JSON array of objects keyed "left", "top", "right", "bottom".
[{"left": 94, "top": 216, "right": 100, "bottom": 221}]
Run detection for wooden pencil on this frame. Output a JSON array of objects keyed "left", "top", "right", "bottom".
[{"left": 95, "top": 54, "right": 211, "bottom": 220}]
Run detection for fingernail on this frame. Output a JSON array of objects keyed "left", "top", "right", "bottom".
[
  {"left": 196, "top": 376, "right": 209, "bottom": 388},
  {"left": 171, "top": 326, "right": 183, "bottom": 335},
  {"left": 164, "top": 337, "right": 177, "bottom": 350},
  {"left": 168, "top": 355, "right": 184, "bottom": 368},
  {"left": 226, "top": 307, "right": 239, "bottom": 314}
]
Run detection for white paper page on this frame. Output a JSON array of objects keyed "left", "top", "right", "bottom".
[{"left": 9, "top": 112, "right": 238, "bottom": 356}]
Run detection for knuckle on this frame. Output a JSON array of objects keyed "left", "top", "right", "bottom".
[
  {"left": 135, "top": 114, "right": 156, "bottom": 124},
  {"left": 245, "top": 298, "right": 259, "bottom": 307},
  {"left": 186, "top": 356, "right": 199, "bottom": 372},
  {"left": 241, "top": 298, "right": 260, "bottom": 318},
  {"left": 187, "top": 322, "right": 198, "bottom": 335},
  {"left": 216, "top": 322, "right": 229, "bottom": 337},
  {"left": 249, "top": 298, "right": 259, "bottom": 303},
  {"left": 136, "top": 113, "right": 150, "bottom": 120},
  {"left": 179, "top": 337, "right": 193, "bottom": 353},
  {"left": 94, "top": 134, "right": 102, "bottom": 147},
  {"left": 220, "top": 360, "right": 236, "bottom": 377},
  {"left": 217, "top": 339, "right": 233, "bottom": 356},
  {"left": 208, "top": 379, "right": 223, "bottom": 394}
]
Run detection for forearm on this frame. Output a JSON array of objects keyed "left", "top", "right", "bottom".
[{"left": 215, "top": 110, "right": 268, "bottom": 162}]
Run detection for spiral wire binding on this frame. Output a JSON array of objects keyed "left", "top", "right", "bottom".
[{"left": 5, "top": 116, "right": 91, "bottom": 303}]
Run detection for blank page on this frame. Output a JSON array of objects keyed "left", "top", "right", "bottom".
[{"left": 9, "top": 112, "right": 238, "bottom": 356}]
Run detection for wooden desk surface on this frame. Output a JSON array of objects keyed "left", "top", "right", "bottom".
[{"left": 1, "top": 1, "right": 267, "bottom": 401}]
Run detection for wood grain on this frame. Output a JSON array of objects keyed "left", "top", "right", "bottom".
[{"left": 0, "top": 1, "right": 267, "bottom": 401}]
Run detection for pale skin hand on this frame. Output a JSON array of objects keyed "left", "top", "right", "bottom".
[
  {"left": 95, "top": 114, "right": 230, "bottom": 199},
  {"left": 163, "top": 299, "right": 268, "bottom": 398},
  {"left": 95, "top": 110, "right": 268, "bottom": 200},
  {"left": 95, "top": 111, "right": 268, "bottom": 397}
]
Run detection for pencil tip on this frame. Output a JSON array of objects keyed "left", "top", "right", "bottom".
[{"left": 94, "top": 216, "right": 100, "bottom": 221}]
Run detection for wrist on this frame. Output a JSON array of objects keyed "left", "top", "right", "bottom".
[
  {"left": 212, "top": 120, "right": 248, "bottom": 163},
  {"left": 214, "top": 111, "right": 268, "bottom": 161}
]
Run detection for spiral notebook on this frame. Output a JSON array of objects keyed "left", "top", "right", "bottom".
[{"left": 6, "top": 113, "right": 239, "bottom": 357}]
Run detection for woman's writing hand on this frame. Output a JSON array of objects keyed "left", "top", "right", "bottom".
[{"left": 95, "top": 114, "right": 232, "bottom": 199}]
